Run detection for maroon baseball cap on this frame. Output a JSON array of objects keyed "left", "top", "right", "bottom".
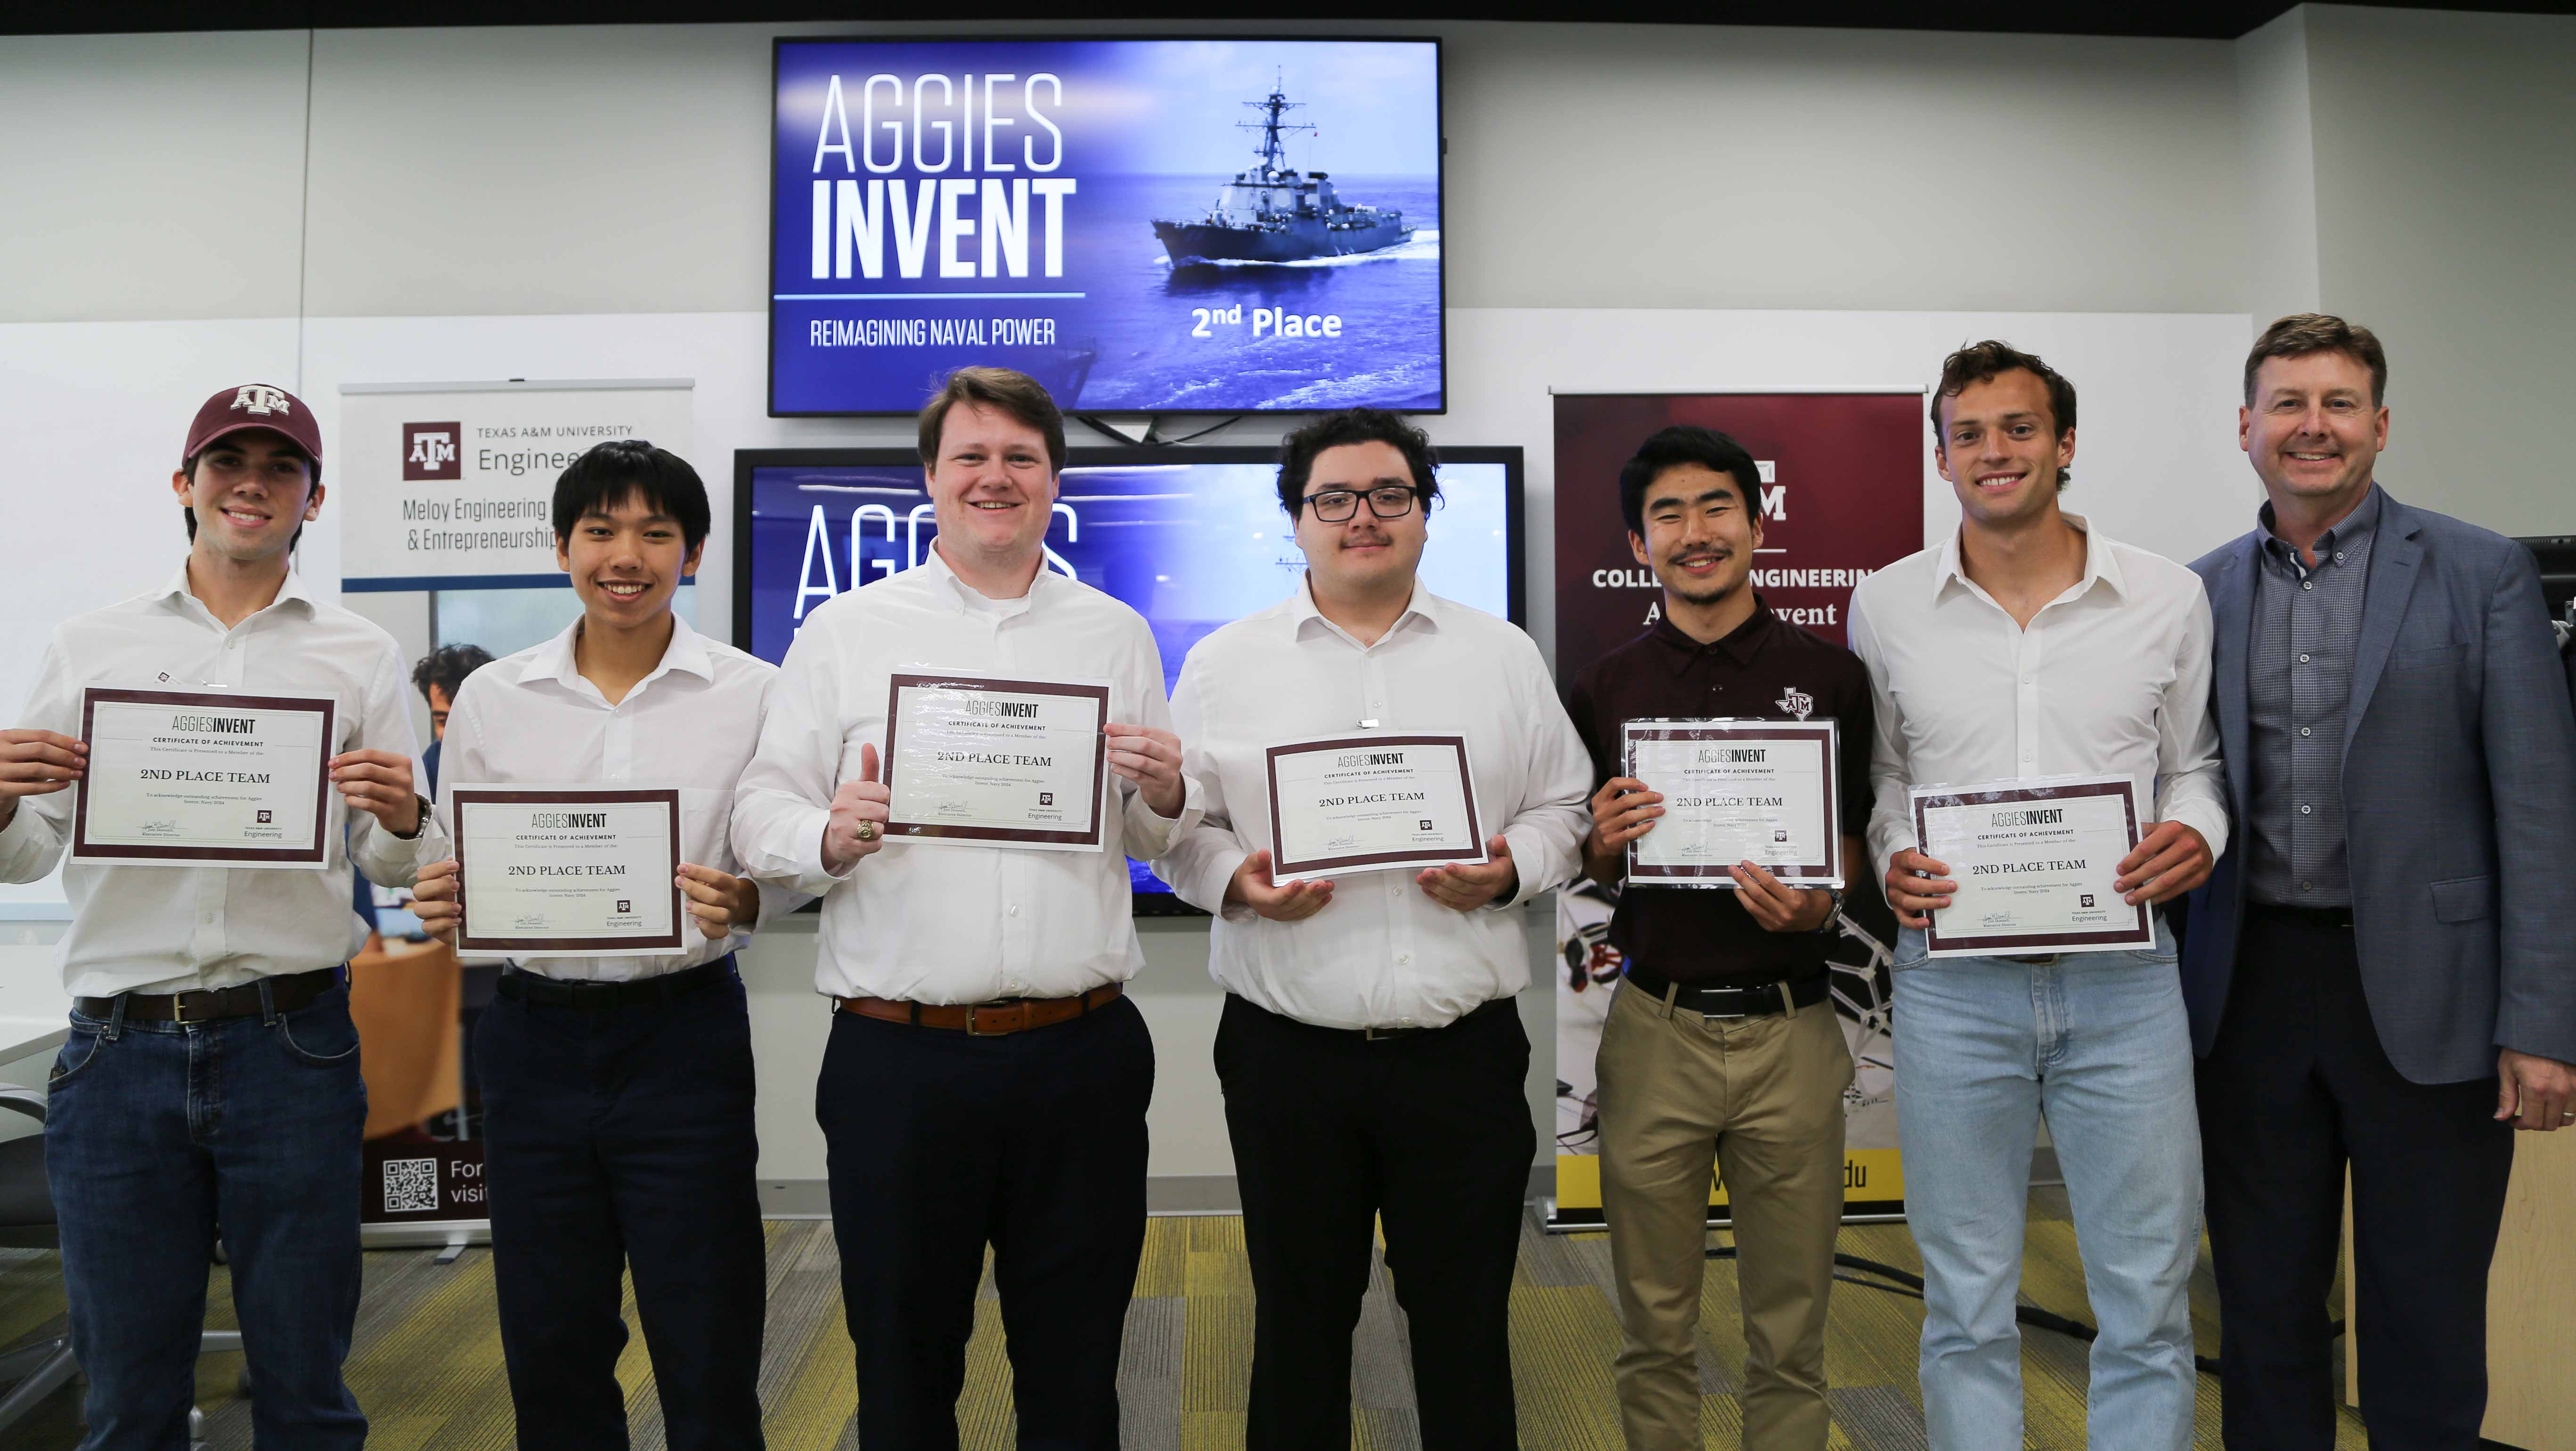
[{"left": 184, "top": 384, "right": 324, "bottom": 466}]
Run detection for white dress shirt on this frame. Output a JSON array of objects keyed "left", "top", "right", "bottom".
[
  {"left": 433, "top": 614, "right": 796, "bottom": 981},
  {"left": 0, "top": 565, "right": 444, "bottom": 998},
  {"left": 730, "top": 550, "right": 1201, "bottom": 1004},
  {"left": 1846, "top": 515, "right": 2228, "bottom": 886},
  {"left": 1158, "top": 579, "right": 1594, "bottom": 1030}
]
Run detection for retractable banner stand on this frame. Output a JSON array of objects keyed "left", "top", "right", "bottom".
[
  {"left": 336, "top": 380, "right": 693, "bottom": 1246},
  {"left": 1549, "top": 389, "right": 1925, "bottom": 1229}
]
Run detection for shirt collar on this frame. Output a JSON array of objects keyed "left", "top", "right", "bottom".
[
  {"left": 1648, "top": 596, "right": 1776, "bottom": 672},
  {"left": 1289, "top": 573, "right": 1441, "bottom": 644},
  {"left": 1931, "top": 512, "right": 2127, "bottom": 604},
  {"left": 2258, "top": 483, "right": 2382, "bottom": 563},
  {"left": 919, "top": 543, "right": 1050, "bottom": 616},
  {"left": 154, "top": 560, "right": 319, "bottom": 623},
  {"left": 517, "top": 611, "right": 716, "bottom": 695}
]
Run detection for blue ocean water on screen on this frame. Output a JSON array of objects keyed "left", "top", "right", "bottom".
[{"left": 1071, "top": 173, "right": 1442, "bottom": 412}]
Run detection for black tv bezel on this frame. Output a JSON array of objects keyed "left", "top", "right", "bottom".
[
  {"left": 765, "top": 33, "right": 1449, "bottom": 419},
  {"left": 731, "top": 443, "right": 1527, "bottom": 914}
]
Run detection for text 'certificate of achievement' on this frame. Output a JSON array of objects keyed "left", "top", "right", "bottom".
[
  {"left": 72, "top": 688, "right": 334, "bottom": 869},
  {"left": 1623, "top": 719, "right": 1842, "bottom": 889},
  {"left": 451, "top": 787, "right": 684, "bottom": 957},
  {"left": 1264, "top": 733, "right": 1485, "bottom": 877},
  {"left": 1909, "top": 774, "right": 2151, "bottom": 958},
  {"left": 881, "top": 672, "right": 1110, "bottom": 851}
]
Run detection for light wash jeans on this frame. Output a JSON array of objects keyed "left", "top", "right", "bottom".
[{"left": 1891, "top": 920, "right": 2200, "bottom": 1451}]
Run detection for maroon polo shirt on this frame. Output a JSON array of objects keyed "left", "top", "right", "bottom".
[{"left": 1563, "top": 599, "right": 1875, "bottom": 986}]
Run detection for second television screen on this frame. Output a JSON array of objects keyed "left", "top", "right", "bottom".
[
  {"left": 771, "top": 37, "right": 1444, "bottom": 415},
  {"left": 735, "top": 447, "right": 1521, "bottom": 902}
]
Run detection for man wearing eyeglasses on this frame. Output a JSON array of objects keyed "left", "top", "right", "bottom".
[{"left": 1158, "top": 409, "right": 1593, "bottom": 1450}]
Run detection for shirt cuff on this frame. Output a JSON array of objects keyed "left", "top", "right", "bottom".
[
  {"left": 792, "top": 805, "right": 858, "bottom": 893},
  {"left": 1178, "top": 841, "right": 1248, "bottom": 918}
]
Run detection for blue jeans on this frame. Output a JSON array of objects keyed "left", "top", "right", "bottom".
[
  {"left": 43, "top": 979, "right": 368, "bottom": 1450},
  {"left": 1891, "top": 923, "right": 2200, "bottom": 1451}
]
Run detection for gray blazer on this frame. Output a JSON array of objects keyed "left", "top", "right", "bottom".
[{"left": 2180, "top": 488, "right": 2576, "bottom": 1083}]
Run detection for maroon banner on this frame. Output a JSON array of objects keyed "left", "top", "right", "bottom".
[
  {"left": 1549, "top": 390, "right": 1925, "bottom": 1225},
  {"left": 1551, "top": 391, "right": 1927, "bottom": 665}
]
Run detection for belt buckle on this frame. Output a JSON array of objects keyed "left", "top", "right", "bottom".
[
  {"left": 170, "top": 992, "right": 212, "bottom": 1024},
  {"left": 1362, "top": 1025, "right": 1408, "bottom": 1041},
  {"left": 965, "top": 1001, "right": 1022, "bottom": 1037}
]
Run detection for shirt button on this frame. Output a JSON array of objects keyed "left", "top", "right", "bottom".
[
  {"left": 2300, "top": 804, "right": 2313, "bottom": 815},
  {"left": 2302, "top": 581, "right": 2315, "bottom": 591},
  {"left": 2334, "top": 552, "right": 2346, "bottom": 563},
  {"left": 1397, "top": 953, "right": 1412, "bottom": 966},
  {"left": 2298, "top": 653, "right": 2311, "bottom": 664},
  {"left": 1008, "top": 905, "right": 1021, "bottom": 917},
  {"left": 2299, "top": 727, "right": 2312, "bottom": 738},
  {"left": 2301, "top": 881, "right": 2313, "bottom": 892}
]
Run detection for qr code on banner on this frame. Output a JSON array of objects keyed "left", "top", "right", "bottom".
[{"left": 382, "top": 1157, "right": 440, "bottom": 1214}]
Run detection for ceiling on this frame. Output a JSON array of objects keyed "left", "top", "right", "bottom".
[{"left": 10, "top": 0, "right": 2573, "bottom": 41}]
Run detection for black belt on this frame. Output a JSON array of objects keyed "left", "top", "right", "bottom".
[
  {"left": 1244, "top": 993, "right": 1514, "bottom": 1043},
  {"left": 78, "top": 966, "right": 343, "bottom": 1025},
  {"left": 1621, "top": 962, "right": 1828, "bottom": 1019},
  {"left": 498, "top": 955, "right": 738, "bottom": 1009},
  {"left": 2250, "top": 901, "right": 2355, "bottom": 930}
]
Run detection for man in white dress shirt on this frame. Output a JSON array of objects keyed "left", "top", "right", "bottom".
[
  {"left": 1847, "top": 343, "right": 2226, "bottom": 1451},
  {"left": 732, "top": 367, "right": 1197, "bottom": 1450},
  {"left": 1158, "top": 409, "right": 1593, "bottom": 1450},
  {"left": 0, "top": 385, "right": 437, "bottom": 1446},
  {"left": 407, "top": 441, "right": 783, "bottom": 1450}
]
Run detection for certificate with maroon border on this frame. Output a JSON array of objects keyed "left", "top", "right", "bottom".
[
  {"left": 1909, "top": 774, "right": 2152, "bottom": 957},
  {"left": 880, "top": 671, "right": 1110, "bottom": 851},
  {"left": 1622, "top": 718, "right": 1842, "bottom": 889},
  {"left": 1264, "top": 732, "right": 1486, "bottom": 877},
  {"left": 71, "top": 687, "right": 334, "bottom": 869},
  {"left": 451, "top": 787, "right": 684, "bottom": 957}
]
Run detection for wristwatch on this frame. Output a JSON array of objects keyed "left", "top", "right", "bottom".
[{"left": 1814, "top": 885, "right": 1847, "bottom": 933}]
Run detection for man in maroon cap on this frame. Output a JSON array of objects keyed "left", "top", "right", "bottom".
[{"left": 0, "top": 384, "right": 443, "bottom": 1446}]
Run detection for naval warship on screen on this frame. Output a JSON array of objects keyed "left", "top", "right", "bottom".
[{"left": 1151, "top": 77, "right": 1416, "bottom": 265}]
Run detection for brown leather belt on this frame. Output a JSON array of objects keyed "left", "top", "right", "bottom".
[
  {"left": 76, "top": 966, "right": 342, "bottom": 1025},
  {"left": 836, "top": 982, "right": 1122, "bottom": 1036}
]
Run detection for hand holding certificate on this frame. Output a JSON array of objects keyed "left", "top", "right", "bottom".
[
  {"left": 1264, "top": 732, "right": 1486, "bottom": 878},
  {"left": 1907, "top": 774, "right": 2152, "bottom": 957},
  {"left": 449, "top": 787, "right": 684, "bottom": 957},
  {"left": 72, "top": 688, "right": 335, "bottom": 868},
  {"left": 1621, "top": 719, "right": 1842, "bottom": 889},
  {"left": 879, "top": 672, "right": 1111, "bottom": 851}
]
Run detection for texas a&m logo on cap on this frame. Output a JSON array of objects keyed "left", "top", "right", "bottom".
[
  {"left": 232, "top": 385, "right": 294, "bottom": 417},
  {"left": 403, "top": 422, "right": 462, "bottom": 483}
]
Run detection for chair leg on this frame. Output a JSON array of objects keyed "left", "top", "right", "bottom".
[{"left": 0, "top": 1341, "right": 79, "bottom": 1429}]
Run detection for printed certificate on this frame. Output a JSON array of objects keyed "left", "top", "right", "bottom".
[
  {"left": 880, "top": 671, "right": 1110, "bottom": 851},
  {"left": 1623, "top": 718, "right": 1842, "bottom": 888},
  {"left": 450, "top": 787, "right": 684, "bottom": 957},
  {"left": 1265, "top": 732, "right": 1485, "bottom": 877},
  {"left": 72, "top": 688, "right": 334, "bottom": 869},
  {"left": 1908, "top": 774, "right": 2152, "bottom": 957}
]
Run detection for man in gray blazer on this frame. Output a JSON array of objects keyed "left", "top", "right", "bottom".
[{"left": 2181, "top": 314, "right": 2576, "bottom": 1451}]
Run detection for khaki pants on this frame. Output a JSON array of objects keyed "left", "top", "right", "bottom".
[{"left": 1597, "top": 981, "right": 1852, "bottom": 1451}]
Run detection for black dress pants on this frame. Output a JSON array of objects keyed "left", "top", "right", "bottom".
[
  {"left": 474, "top": 961, "right": 769, "bottom": 1451},
  {"left": 817, "top": 992, "right": 1153, "bottom": 1451},
  {"left": 1216, "top": 992, "right": 1537, "bottom": 1451},
  {"left": 2198, "top": 907, "right": 2516, "bottom": 1451}
]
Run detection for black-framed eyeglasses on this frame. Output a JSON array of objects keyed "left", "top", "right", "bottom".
[{"left": 1301, "top": 486, "right": 1422, "bottom": 522}]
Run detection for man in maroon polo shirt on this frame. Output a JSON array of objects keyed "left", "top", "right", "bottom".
[{"left": 1563, "top": 424, "right": 1873, "bottom": 1451}]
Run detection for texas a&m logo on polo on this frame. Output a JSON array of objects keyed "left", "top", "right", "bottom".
[
  {"left": 403, "top": 422, "right": 462, "bottom": 483},
  {"left": 231, "top": 385, "right": 293, "bottom": 417},
  {"left": 1775, "top": 687, "right": 1814, "bottom": 720}
]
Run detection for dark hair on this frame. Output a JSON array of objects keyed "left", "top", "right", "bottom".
[
  {"left": 916, "top": 366, "right": 1067, "bottom": 474},
  {"left": 2244, "top": 312, "right": 2388, "bottom": 407},
  {"left": 1616, "top": 426, "right": 1762, "bottom": 538},
  {"left": 179, "top": 442, "right": 319, "bottom": 548},
  {"left": 1274, "top": 408, "right": 1441, "bottom": 516},
  {"left": 411, "top": 644, "right": 496, "bottom": 704},
  {"left": 1931, "top": 340, "right": 2078, "bottom": 492},
  {"left": 551, "top": 439, "right": 711, "bottom": 554}
]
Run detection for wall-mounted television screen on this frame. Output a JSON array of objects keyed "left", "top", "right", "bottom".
[
  {"left": 733, "top": 446, "right": 1522, "bottom": 909},
  {"left": 769, "top": 37, "right": 1444, "bottom": 416}
]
